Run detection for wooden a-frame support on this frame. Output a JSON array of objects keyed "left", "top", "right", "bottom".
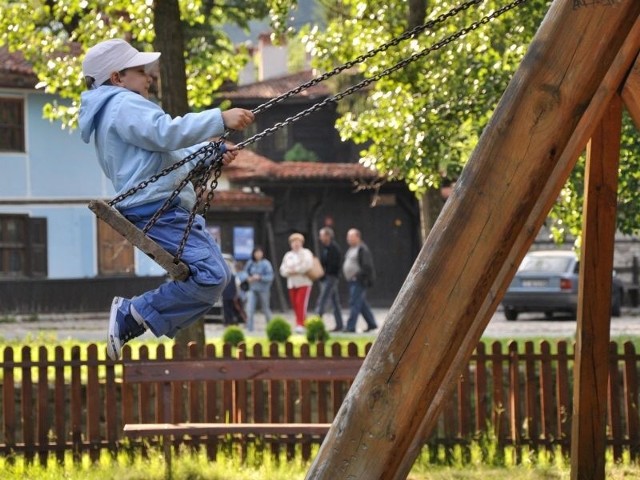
[{"left": 307, "top": 2, "right": 640, "bottom": 479}]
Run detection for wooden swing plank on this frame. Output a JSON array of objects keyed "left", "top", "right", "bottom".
[
  {"left": 306, "top": 3, "right": 640, "bottom": 479},
  {"left": 88, "top": 200, "right": 189, "bottom": 281}
]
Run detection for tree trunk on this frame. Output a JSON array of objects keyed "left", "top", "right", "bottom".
[
  {"left": 409, "top": 0, "right": 435, "bottom": 244},
  {"left": 408, "top": 0, "right": 427, "bottom": 28},
  {"left": 153, "top": 0, "right": 189, "bottom": 117},
  {"left": 153, "top": 0, "right": 204, "bottom": 348},
  {"left": 418, "top": 189, "right": 444, "bottom": 243}
]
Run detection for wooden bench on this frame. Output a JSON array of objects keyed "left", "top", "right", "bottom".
[{"left": 122, "top": 355, "right": 362, "bottom": 476}]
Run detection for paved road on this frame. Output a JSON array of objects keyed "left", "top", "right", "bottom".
[
  {"left": 1, "top": 307, "right": 639, "bottom": 343},
  {"left": 484, "top": 309, "right": 640, "bottom": 339}
]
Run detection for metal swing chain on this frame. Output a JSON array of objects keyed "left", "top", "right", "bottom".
[
  {"left": 108, "top": 140, "right": 224, "bottom": 208},
  {"left": 108, "top": 0, "right": 489, "bottom": 212},
  {"left": 107, "top": 0, "right": 527, "bottom": 266},
  {"left": 234, "top": 0, "right": 529, "bottom": 152},
  {"left": 140, "top": 143, "right": 224, "bottom": 235},
  {"left": 170, "top": 150, "right": 225, "bottom": 263},
  {"left": 171, "top": 0, "right": 528, "bottom": 265},
  {"left": 145, "top": 141, "right": 226, "bottom": 264},
  {"left": 250, "top": 0, "right": 486, "bottom": 116}
]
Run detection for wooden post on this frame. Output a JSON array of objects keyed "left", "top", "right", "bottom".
[
  {"left": 571, "top": 95, "right": 623, "bottom": 480},
  {"left": 621, "top": 53, "right": 640, "bottom": 130},
  {"left": 407, "top": 16, "right": 640, "bottom": 469},
  {"left": 306, "top": 2, "right": 640, "bottom": 479}
]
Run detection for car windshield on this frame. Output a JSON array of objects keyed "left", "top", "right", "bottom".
[{"left": 518, "top": 256, "right": 573, "bottom": 273}]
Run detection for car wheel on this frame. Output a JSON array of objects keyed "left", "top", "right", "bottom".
[{"left": 504, "top": 308, "right": 518, "bottom": 321}]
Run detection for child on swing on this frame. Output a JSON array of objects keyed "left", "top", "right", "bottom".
[{"left": 78, "top": 39, "right": 255, "bottom": 360}]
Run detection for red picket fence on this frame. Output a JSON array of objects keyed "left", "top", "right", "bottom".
[{"left": 1, "top": 340, "right": 639, "bottom": 464}]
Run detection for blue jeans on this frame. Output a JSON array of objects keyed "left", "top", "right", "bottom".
[
  {"left": 346, "top": 280, "right": 377, "bottom": 331},
  {"left": 246, "top": 289, "right": 272, "bottom": 331},
  {"left": 315, "top": 275, "right": 343, "bottom": 329},
  {"left": 121, "top": 201, "right": 230, "bottom": 338}
]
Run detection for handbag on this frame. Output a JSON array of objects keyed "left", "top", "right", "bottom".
[{"left": 306, "top": 256, "right": 325, "bottom": 281}]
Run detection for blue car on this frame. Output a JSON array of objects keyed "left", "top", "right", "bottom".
[{"left": 501, "top": 250, "right": 623, "bottom": 321}]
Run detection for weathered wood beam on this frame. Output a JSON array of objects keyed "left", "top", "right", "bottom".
[
  {"left": 306, "top": 2, "right": 640, "bottom": 479},
  {"left": 88, "top": 200, "right": 189, "bottom": 281},
  {"left": 406, "top": 15, "right": 640, "bottom": 474},
  {"left": 571, "top": 95, "right": 622, "bottom": 480},
  {"left": 621, "top": 53, "right": 640, "bottom": 130}
]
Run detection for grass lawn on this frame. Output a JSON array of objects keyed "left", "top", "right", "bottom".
[
  {"left": 2, "top": 448, "right": 640, "bottom": 479},
  {"left": 2, "top": 335, "right": 639, "bottom": 479}
]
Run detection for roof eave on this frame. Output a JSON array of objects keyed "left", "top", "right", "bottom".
[{"left": 0, "top": 72, "right": 37, "bottom": 89}]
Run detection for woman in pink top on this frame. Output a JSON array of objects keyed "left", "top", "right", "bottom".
[{"left": 279, "top": 233, "right": 314, "bottom": 333}]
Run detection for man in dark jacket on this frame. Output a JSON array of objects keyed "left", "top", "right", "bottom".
[
  {"left": 314, "top": 227, "right": 344, "bottom": 331},
  {"left": 342, "top": 228, "right": 377, "bottom": 333}
]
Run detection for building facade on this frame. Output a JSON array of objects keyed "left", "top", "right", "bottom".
[{"left": 0, "top": 48, "right": 421, "bottom": 315}]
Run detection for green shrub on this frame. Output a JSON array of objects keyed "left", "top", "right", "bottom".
[
  {"left": 283, "top": 142, "right": 319, "bottom": 162},
  {"left": 266, "top": 317, "right": 292, "bottom": 343},
  {"left": 305, "top": 316, "right": 329, "bottom": 343},
  {"left": 222, "top": 326, "right": 245, "bottom": 346}
]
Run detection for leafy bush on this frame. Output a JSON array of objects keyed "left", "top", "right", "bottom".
[
  {"left": 266, "top": 317, "right": 292, "bottom": 343},
  {"left": 284, "top": 142, "right": 319, "bottom": 162},
  {"left": 305, "top": 316, "right": 329, "bottom": 343},
  {"left": 222, "top": 326, "right": 245, "bottom": 346}
]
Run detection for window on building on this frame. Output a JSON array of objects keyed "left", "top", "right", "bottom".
[
  {"left": 0, "top": 214, "right": 47, "bottom": 278},
  {"left": 244, "top": 122, "right": 258, "bottom": 139},
  {"left": 0, "top": 97, "right": 25, "bottom": 152},
  {"left": 273, "top": 124, "right": 290, "bottom": 154}
]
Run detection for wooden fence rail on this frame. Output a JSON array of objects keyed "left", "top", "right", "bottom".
[{"left": 1, "top": 340, "right": 639, "bottom": 464}]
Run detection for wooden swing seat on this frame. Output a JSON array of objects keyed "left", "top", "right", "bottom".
[{"left": 88, "top": 200, "right": 189, "bottom": 281}]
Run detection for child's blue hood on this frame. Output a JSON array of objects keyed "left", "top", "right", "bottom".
[
  {"left": 79, "top": 86, "right": 125, "bottom": 144},
  {"left": 78, "top": 85, "right": 225, "bottom": 210}
]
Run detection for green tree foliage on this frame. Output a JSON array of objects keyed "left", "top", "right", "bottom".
[
  {"left": 284, "top": 142, "right": 319, "bottom": 162},
  {"left": 300, "top": 0, "right": 640, "bottom": 239},
  {"left": 0, "top": 0, "right": 297, "bottom": 127},
  {"left": 0, "top": 0, "right": 296, "bottom": 349}
]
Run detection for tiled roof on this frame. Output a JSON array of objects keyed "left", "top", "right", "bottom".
[
  {"left": 0, "top": 48, "right": 33, "bottom": 74},
  {"left": 219, "top": 70, "right": 330, "bottom": 100},
  {"left": 205, "top": 189, "right": 273, "bottom": 211},
  {"left": 225, "top": 147, "right": 379, "bottom": 183},
  {"left": 223, "top": 147, "right": 276, "bottom": 180},
  {"left": 205, "top": 147, "right": 379, "bottom": 209},
  {"left": 0, "top": 47, "right": 37, "bottom": 88}
]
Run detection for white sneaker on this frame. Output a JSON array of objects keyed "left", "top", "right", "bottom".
[
  {"left": 107, "top": 297, "right": 146, "bottom": 361},
  {"left": 294, "top": 325, "right": 305, "bottom": 334}
]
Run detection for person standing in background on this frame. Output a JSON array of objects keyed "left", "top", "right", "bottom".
[
  {"left": 314, "top": 227, "right": 344, "bottom": 332},
  {"left": 279, "top": 233, "right": 314, "bottom": 334},
  {"left": 221, "top": 269, "right": 240, "bottom": 325},
  {"left": 238, "top": 246, "right": 273, "bottom": 332},
  {"left": 342, "top": 228, "right": 378, "bottom": 333}
]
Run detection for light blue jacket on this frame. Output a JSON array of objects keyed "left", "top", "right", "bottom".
[
  {"left": 238, "top": 259, "right": 274, "bottom": 293},
  {"left": 79, "top": 86, "right": 225, "bottom": 209}
]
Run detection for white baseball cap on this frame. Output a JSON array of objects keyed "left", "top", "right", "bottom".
[{"left": 82, "top": 39, "right": 161, "bottom": 87}]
